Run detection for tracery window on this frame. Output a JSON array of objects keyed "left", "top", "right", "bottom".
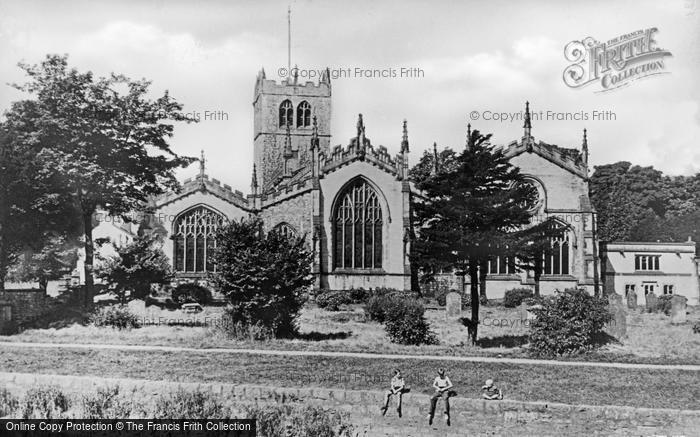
[
  {"left": 333, "top": 179, "right": 383, "bottom": 269},
  {"left": 296, "top": 101, "right": 311, "bottom": 127},
  {"left": 173, "top": 207, "right": 225, "bottom": 273},
  {"left": 543, "top": 222, "right": 570, "bottom": 275},
  {"left": 279, "top": 99, "right": 293, "bottom": 127}
]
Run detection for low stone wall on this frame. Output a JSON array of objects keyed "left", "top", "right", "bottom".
[
  {"left": 1, "top": 371, "right": 699, "bottom": 433},
  {"left": 0, "top": 289, "right": 56, "bottom": 334}
]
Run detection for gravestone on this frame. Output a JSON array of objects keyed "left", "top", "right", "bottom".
[
  {"left": 519, "top": 302, "right": 528, "bottom": 322},
  {"left": 645, "top": 293, "right": 658, "bottom": 313},
  {"left": 445, "top": 292, "right": 462, "bottom": 318},
  {"left": 606, "top": 293, "right": 627, "bottom": 339},
  {"left": 670, "top": 295, "right": 687, "bottom": 324},
  {"left": 626, "top": 291, "right": 637, "bottom": 310},
  {"left": 0, "top": 304, "right": 13, "bottom": 335}
]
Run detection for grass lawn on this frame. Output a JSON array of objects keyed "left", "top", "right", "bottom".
[
  {"left": 0, "top": 344, "right": 699, "bottom": 410},
  {"left": 5, "top": 300, "right": 700, "bottom": 365}
]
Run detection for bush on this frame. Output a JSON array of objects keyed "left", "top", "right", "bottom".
[
  {"left": 78, "top": 386, "right": 136, "bottom": 419},
  {"left": 693, "top": 321, "right": 700, "bottom": 334},
  {"left": 316, "top": 290, "right": 353, "bottom": 311},
  {"left": 245, "top": 404, "right": 354, "bottom": 437},
  {"left": 384, "top": 298, "right": 438, "bottom": 345},
  {"left": 172, "top": 283, "right": 212, "bottom": 306},
  {"left": 529, "top": 289, "right": 612, "bottom": 357},
  {"left": 211, "top": 218, "right": 313, "bottom": 337},
  {"left": 504, "top": 288, "right": 535, "bottom": 308},
  {"left": 364, "top": 289, "right": 415, "bottom": 323},
  {"left": 0, "top": 388, "right": 18, "bottom": 417},
  {"left": 349, "top": 287, "right": 368, "bottom": 303},
  {"left": 90, "top": 305, "right": 140, "bottom": 330},
  {"left": 656, "top": 295, "right": 674, "bottom": 315},
  {"left": 217, "top": 312, "right": 274, "bottom": 341},
  {"left": 152, "top": 389, "right": 228, "bottom": 419},
  {"left": 18, "top": 385, "right": 70, "bottom": 419}
]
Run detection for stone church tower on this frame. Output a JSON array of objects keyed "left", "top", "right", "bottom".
[{"left": 253, "top": 68, "right": 332, "bottom": 192}]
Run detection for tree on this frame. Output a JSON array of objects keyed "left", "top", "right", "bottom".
[
  {"left": 8, "top": 234, "right": 79, "bottom": 291},
  {"left": 96, "top": 234, "right": 172, "bottom": 304},
  {"left": 412, "top": 128, "right": 542, "bottom": 344},
  {"left": 0, "top": 125, "right": 80, "bottom": 289},
  {"left": 4, "top": 54, "right": 195, "bottom": 303},
  {"left": 210, "top": 217, "right": 313, "bottom": 338}
]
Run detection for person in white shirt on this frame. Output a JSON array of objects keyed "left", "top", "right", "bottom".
[
  {"left": 428, "top": 368, "right": 453, "bottom": 426},
  {"left": 381, "top": 369, "right": 408, "bottom": 417}
]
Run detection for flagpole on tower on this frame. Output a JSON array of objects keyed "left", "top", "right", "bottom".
[{"left": 287, "top": 5, "right": 291, "bottom": 75}]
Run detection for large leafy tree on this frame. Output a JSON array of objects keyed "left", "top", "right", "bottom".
[
  {"left": 0, "top": 125, "right": 79, "bottom": 289},
  {"left": 96, "top": 234, "right": 172, "bottom": 304},
  {"left": 4, "top": 55, "right": 195, "bottom": 302},
  {"left": 412, "top": 128, "right": 544, "bottom": 344},
  {"left": 210, "top": 217, "right": 313, "bottom": 338}
]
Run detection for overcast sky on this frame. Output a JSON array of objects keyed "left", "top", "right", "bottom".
[{"left": 1, "top": 0, "right": 698, "bottom": 191}]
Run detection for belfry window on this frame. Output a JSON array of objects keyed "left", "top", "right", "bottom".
[
  {"left": 279, "top": 100, "right": 293, "bottom": 127},
  {"left": 333, "top": 179, "right": 383, "bottom": 269},
  {"left": 173, "top": 206, "right": 225, "bottom": 273},
  {"left": 296, "top": 101, "right": 311, "bottom": 127}
]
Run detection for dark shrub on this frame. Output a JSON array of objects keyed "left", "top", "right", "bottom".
[
  {"left": 463, "top": 293, "right": 490, "bottom": 307},
  {"left": 90, "top": 305, "right": 140, "bottom": 330},
  {"left": 316, "top": 290, "right": 353, "bottom": 311},
  {"left": 211, "top": 218, "right": 313, "bottom": 338},
  {"left": 245, "top": 404, "right": 354, "bottom": 437},
  {"left": 152, "top": 389, "right": 228, "bottom": 419},
  {"left": 504, "top": 288, "right": 534, "bottom": 308},
  {"left": 18, "top": 385, "right": 70, "bottom": 419},
  {"left": 529, "top": 289, "right": 612, "bottom": 357},
  {"left": 384, "top": 298, "right": 438, "bottom": 345},
  {"left": 0, "top": 388, "right": 18, "bottom": 417},
  {"left": 217, "top": 312, "right": 274, "bottom": 341},
  {"left": 693, "top": 321, "right": 700, "bottom": 334},
  {"left": 349, "top": 287, "right": 368, "bottom": 303},
  {"left": 364, "top": 290, "right": 420, "bottom": 323},
  {"left": 172, "top": 283, "right": 212, "bottom": 305}
]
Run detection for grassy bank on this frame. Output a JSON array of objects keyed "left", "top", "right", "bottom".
[{"left": 0, "top": 345, "right": 698, "bottom": 410}]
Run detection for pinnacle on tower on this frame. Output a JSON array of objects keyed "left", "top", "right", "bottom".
[
  {"left": 523, "top": 101, "right": 532, "bottom": 138},
  {"left": 199, "top": 149, "right": 206, "bottom": 177},
  {"left": 582, "top": 128, "right": 589, "bottom": 169},
  {"left": 401, "top": 119, "right": 409, "bottom": 153},
  {"left": 310, "top": 115, "right": 319, "bottom": 150},
  {"left": 283, "top": 123, "right": 293, "bottom": 158}
]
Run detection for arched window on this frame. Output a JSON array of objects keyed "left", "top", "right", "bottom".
[
  {"left": 543, "top": 222, "right": 570, "bottom": 275},
  {"left": 296, "top": 101, "right": 311, "bottom": 127},
  {"left": 173, "top": 206, "right": 225, "bottom": 273},
  {"left": 279, "top": 100, "right": 293, "bottom": 127},
  {"left": 272, "top": 222, "right": 298, "bottom": 239},
  {"left": 333, "top": 179, "right": 383, "bottom": 269}
]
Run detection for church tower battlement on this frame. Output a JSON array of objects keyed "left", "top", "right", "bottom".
[{"left": 253, "top": 68, "right": 332, "bottom": 192}]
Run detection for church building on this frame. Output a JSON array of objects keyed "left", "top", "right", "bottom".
[{"left": 143, "top": 70, "right": 600, "bottom": 295}]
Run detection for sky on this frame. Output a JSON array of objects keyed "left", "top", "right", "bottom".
[{"left": 0, "top": 0, "right": 698, "bottom": 192}]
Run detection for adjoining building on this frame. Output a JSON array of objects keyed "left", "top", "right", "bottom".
[{"left": 600, "top": 240, "right": 700, "bottom": 306}]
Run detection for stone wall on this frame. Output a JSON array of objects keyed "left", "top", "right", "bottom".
[
  {"left": 0, "top": 290, "right": 55, "bottom": 334},
  {"left": 1, "top": 372, "right": 698, "bottom": 435}
]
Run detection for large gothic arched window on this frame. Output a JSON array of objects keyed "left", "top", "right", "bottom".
[
  {"left": 296, "top": 101, "right": 311, "bottom": 127},
  {"left": 173, "top": 206, "right": 225, "bottom": 273},
  {"left": 279, "top": 100, "right": 293, "bottom": 128},
  {"left": 333, "top": 179, "right": 383, "bottom": 269},
  {"left": 543, "top": 222, "right": 570, "bottom": 275}
]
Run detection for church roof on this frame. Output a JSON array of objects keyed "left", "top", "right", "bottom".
[
  {"left": 153, "top": 173, "right": 251, "bottom": 211},
  {"left": 501, "top": 138, "right": 588, "bottom": 180}
]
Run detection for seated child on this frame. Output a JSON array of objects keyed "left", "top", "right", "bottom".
[
  {"left": 381, "top": 369, "right": 409, "bottom": 417},
  {"left": 482, "top": 379, "right": 503, "bottom": 400}
]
